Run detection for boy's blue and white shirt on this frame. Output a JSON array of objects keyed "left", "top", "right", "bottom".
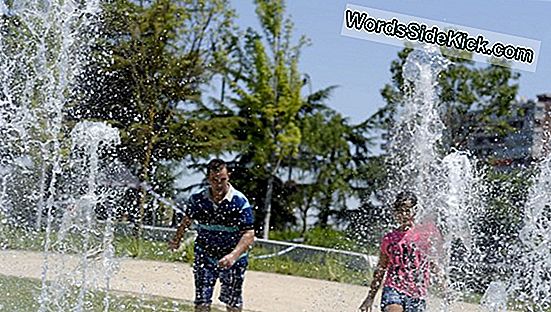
[{"left": 185, "top": 184, "right": 254, "bottom": 259}]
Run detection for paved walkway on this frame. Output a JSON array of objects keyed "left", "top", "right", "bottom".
[{"left": 0, "top": 250, "right": 484, "bottom": 312}]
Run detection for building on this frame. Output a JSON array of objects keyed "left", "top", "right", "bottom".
[
  {"left": 532, "top": 94, "right": 551, "bottom": 159},
  {"left": 467, "top": 94, "right": 551, "bottom": 169}
]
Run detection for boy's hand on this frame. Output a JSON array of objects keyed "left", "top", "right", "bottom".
[
  {"left": 358, "top": 296, "right": 373, "bottom": 312},
  {"left": 168, "top": 238, "right": 181, "bottom": 251},
  {"left": 218, "top": 253, "right": 238, "bottom": 269}
]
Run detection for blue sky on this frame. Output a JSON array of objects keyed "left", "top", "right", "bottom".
[{"left": 230, "top": 0, "right": 551, "bottom": 124}]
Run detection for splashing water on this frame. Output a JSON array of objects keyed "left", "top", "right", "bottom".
[
  {"left": 0, "top": 1, "right": 125, "bottom": 311},
  {"left": 38, "top": 121, "right": 120, "bottom": 311},
  {"left": 481, "top": 281, "right": 508, "bottom": 312},
  {"left": 386, "top": 46, "right": 487, "bottom": 310},
  {"left": 0, "top": 0, "right": 103, "bottom": 229},
  {"left": 441, "top": 151, "right": 482, "bottom": 250},
  {"left": 440, "top": 151, "right": 485, "bottom": 306},
  {"left": 509, "top": 156, "right": 551, "bottom": 311},
  {"left": 386, "top": 45, "right": 451, "bottom": 214}
]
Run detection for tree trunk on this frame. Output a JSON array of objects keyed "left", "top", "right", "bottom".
[
  {"left": 300, "top": 195, "right": 313, "bottom": 237},
  {"left": 318, "top": 195, "right": 332, "bottom": 228},
  {"left": 136, "top": 107, "right": 157, "bottom": 237},
  {"left": 318, "top": 209, "right": 330, "bottom": 228},
  {"left": 262, "top": 157, "right": 282, "bottom": 239},
  {"left": 263, "top": 31, "right": 282, "bottom": 240},
  {"left": 262, "top": 173, "right": 274, "bottom": 239}
]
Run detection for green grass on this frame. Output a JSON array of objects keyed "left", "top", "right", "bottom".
[
  {"left": 114, "top": 235, "right": 194, "bottom": 263},
  {"left": 0, "top": 225, "right": 372, "bottom": 286},
  {"left": 248, "top": 248, "right": 370, "bottom": 285},
  {"left": 0, "top": 274, "right": 222, "bottom": 311},
  {"left": 113, "top": 236, "right": 372, "bottom": 285},
  {"left": 0, "top": 225, "right": 46, "bottom": 251},
  {"left": 269, "top": 227, "right": 379, "bottom": 255}
]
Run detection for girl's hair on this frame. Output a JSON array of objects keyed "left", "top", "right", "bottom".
[{"left": 393, "top": 191, "right": 418, "bottom": 211}]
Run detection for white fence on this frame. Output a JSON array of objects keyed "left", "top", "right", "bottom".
[{"left": 114, "top": 223, "right": 378, "bottom": 271}]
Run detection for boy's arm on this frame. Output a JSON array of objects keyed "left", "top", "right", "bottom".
[
  {"left": 218, "top": 229, "right": 255, "bottom": 268},
  {"left": 168, "top": 215, "right": 192, "bottom": 250},
  {"left": 359, "top": 251, "right": 389, "bottom": 311},
  {"left": 218, "top": 198, "right": 255, "bottom": 268}
]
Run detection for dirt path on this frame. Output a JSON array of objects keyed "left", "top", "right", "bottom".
[{"left": 0, "top": 250, "right": 483, "bottom": 312}]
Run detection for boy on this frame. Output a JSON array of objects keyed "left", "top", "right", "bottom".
[{"left": 169, "top": 159, "right": 255, "bottom": 312}]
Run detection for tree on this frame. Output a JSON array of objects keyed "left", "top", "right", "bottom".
[
  {"left": 294, "top": 110, "right": 373, "bottom": 228},
  {"left": 228, "top": 0, "right": 306, "bottom": 238},
  {"left": 75, "top": 0, "right": 240, "bottom": 231},
  {"left": 375, "top": 47, "right": 520, "bottom": 151}
]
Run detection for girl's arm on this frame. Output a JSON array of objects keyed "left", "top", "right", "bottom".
[
  {"left": 359, "top": 251, "right": 389, "bottom": 311},
  {"left": 429, "top": 259, "right": 449, "bottom": 300}
]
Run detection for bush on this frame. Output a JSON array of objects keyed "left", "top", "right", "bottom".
[{"left": 270, "top": 226, "right": 375, "bottom": 254}]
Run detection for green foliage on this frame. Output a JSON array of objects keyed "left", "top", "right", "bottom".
[
  {"left": 374, "top": 47, "right": 520, "bottom": 151},
  {"left": 95, "top": 0, "right": 241, "bottom": 159},
  {"left": 0, "top": 226, "right": 45, "bottom": 251},
  {"left": 230, "top": 28, "right": 305, "bottom": 167},
  {"left": 287, "top": 109, "right": 374, "bottom": 228},
  {"left": 303, "top": 226, "right": 356, "bottom": 250},
  {"left": 75, "top": 0, "right": 241, "bottom": 226},
  {"left": 114, "top": 235, "right": 194, "bottom": 263},
  {"left": 268, "top": 229, "right": 302, "bottom": 242},
  {"left": 269, "top": 226, "right": 377, "bottom": 254},
  {"left": 248, "top": 248, "right": 370, "bottom": 285}
]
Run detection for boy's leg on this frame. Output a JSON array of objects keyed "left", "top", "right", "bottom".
[
  {"left": 225, "top": 306, "right": 241, "bottom": 312},
  {"left": 219, "top": 257, "right": 248, "bottom": 311},
  {"left": 195, "top": 304, "right": 211, "bottom": 312},
  {"left": 193, "top": 253, "right": 218, "bottom": 310}
]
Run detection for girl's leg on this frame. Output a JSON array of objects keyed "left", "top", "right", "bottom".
[{"left": 384, "top": 304, "right": 404, "bottom": 312}]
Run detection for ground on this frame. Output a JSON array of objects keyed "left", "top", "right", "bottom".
[{"left": 0, "top": 250, "right": 485, "bottom": 312}]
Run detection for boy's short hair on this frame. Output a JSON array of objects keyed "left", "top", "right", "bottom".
[{"left": 206, "top": 158, "right": 228, "bottom": 176}]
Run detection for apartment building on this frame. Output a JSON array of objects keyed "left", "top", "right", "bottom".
[{"left": 467, "top": 93, "right": 551, "bottom": 169}]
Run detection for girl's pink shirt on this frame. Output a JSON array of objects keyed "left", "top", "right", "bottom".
[{"left": 380, "top": 222, "right": 441, "bottom": 298}]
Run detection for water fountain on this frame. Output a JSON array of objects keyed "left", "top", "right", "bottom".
[
  {"left": 0, "top": 0, "right": 103, "bottom": 226},
  {"left": 0, "top": 1, "right": 125, "bottom": 311},
  {"left": 388, "top": 44, "right": 551, "bottom": 312},
  {"left": 507, "top": 156, "right": 551, "bottom": 311},
  {"left": 481, "top": 280, "right": 508, "bottom": 312},
  {"left": 2, "top": 1, "right": 549, "bottom": 311},
  {"left": 38, "top": 121, "right": 120, "bottom": 312},
  {"left": 384, "top": 45, "right": 490, "bottom": 310},
  {"left": 385, "top": 46, "right": 450, "bottom": 213}
]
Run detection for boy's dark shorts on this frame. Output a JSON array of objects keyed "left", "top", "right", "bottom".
[
  {"left": 193, "top": 250, "right": 248, "bottom": 308},
  {"left": 381, "top": 286, "right": 426, "bottom": 312}
]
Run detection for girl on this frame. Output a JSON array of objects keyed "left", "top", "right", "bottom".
[{"left": 359, "top": 192, "right": 442, "bottom": 312}]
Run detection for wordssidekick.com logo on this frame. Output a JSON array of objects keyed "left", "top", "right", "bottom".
[{"left": 340, "top": 4, "right": 540, "bottom": 72}]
